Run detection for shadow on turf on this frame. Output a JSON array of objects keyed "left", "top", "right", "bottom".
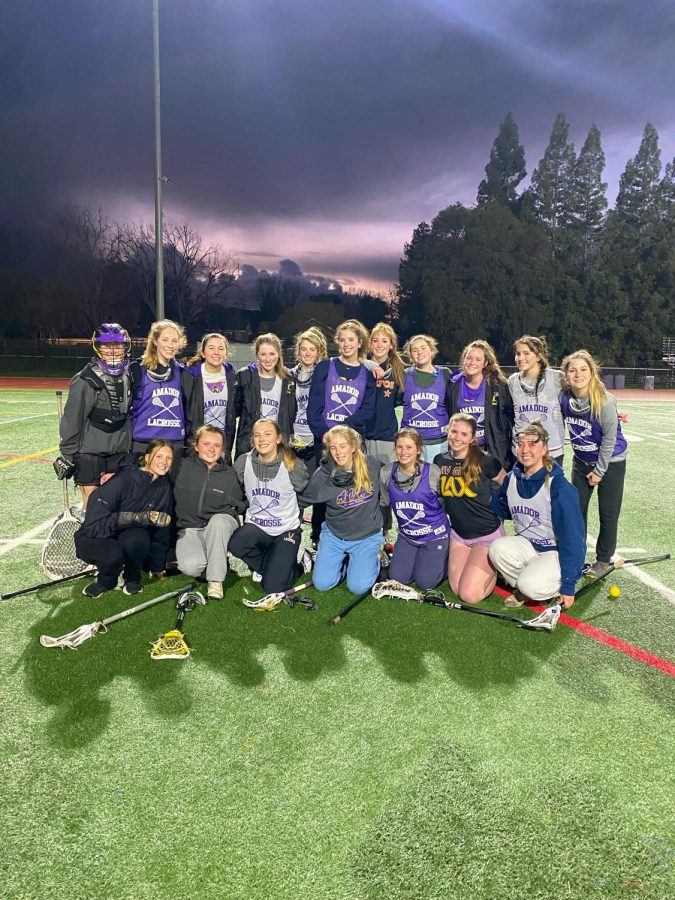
[{"left": 23, "top": 573, "right": 672, "bottom": 750}]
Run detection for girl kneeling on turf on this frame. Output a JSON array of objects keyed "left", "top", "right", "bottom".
[
  {"left": 75, "top": 440, "right": 174, "bottom": 598},
  {"left": 300, "top": 425, "right": 383, "bottom": 596},
  {"left": 380, "top": 428, "right": 449, "bottom": 590},
  {"left": 173, "top": 425, "right": 246, "bottom": 600},
  {"left": 230, "top": 419, "right": 311, "bottom": 593},
  {"left": 434, "top": 414, "right": 506, "bottom": 603},
  {"left": 488, "top": 420, "right": 585, "bottom": 609}
]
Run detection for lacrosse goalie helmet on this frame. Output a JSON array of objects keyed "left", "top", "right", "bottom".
[{"left": 92, "top": 323, "right": 131, "bottom": 376}]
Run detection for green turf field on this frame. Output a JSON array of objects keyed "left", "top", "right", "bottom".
[{"left": 1, "top": 390, "right": 674, "bottom": 900}]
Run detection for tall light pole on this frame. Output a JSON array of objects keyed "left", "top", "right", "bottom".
[{"left": 153, "top": 0, "right": 164, "bottom": 319}]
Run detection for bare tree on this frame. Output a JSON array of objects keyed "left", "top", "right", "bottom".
[
  {"left": 59, "top": 207, "right": 126, "bottom": 332},
  {"left": 163, "top": 220, "right": 238, "bottom": 325}
]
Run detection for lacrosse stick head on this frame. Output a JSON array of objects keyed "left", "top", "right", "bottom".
[
  {"left": 519, "top": 602, "right": 562, "bottom": 632},
  {"left": 41, "top": 515, "right": 92, "bottom": 579},
  {"left": 242, "top": 592, "right": 285, "bottom": 612},
  {"left": 92, "top": 323, "right": 131, "bottom": 375},
  {"left": 39, "top": 621, "right": 105, "bottom": 650},
  {"left": 176, "top": 590, "right": 208, "bottom": 611},
  {"left": 149, "top": 629, "right": 191, "bottom": 660},
  {"left": 372, "top": 580, "right": 423, "bottom": 601}
]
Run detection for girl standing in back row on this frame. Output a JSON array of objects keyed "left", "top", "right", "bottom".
[
  {"left": 561, "top": 349, "right": 628, "bottom": 578},
  {"left": 401, "top": 334, "right": 451, "bottom": 463},
  {"left": 508, "top": 335, "right": 565, "bottom": 465},
  {"left": 446, "top": 339, "right": 514, "bottom": 471},
  {"left": 289, "top": 327, "right": 328, "bottom": 546},
  {"left": 184, "top": 332, "right": 237, "bottom": 463},
  {"left": 235, "top": 333, "right": 296, "bottom": 459}
]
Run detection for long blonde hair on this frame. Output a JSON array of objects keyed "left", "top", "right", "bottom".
[
  {"left": 460, "top": 339, "right": 506, "bottom": 385},
  {"left": 254, "top": 332, "right": 288, "bottom": 379},
  {"left": 335, "top": 320, "right": 370, "bottom": 359},
  {"left": 447, "top": 413, "right": 487, "bottom": 487},
  {"left": 251, "top": 419, "right": 297, "bottom": 470},
  {"left": 323, "top": 425, "right": 372, "bottom": 494},
  {"left": 561, "top": 349, "right": 607, "bottom": 419},
  {"left": 294, "top": 327, "right": 328, "bottom": 364},
  {"left": 142, "top": 319, "right": 187, "bottom": 370},
  {"left": 369, "top": 322, "right": 405, "bottom": 391}
]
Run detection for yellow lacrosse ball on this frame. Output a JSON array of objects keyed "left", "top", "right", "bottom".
[{"left": 608, "top": 585, "right": 621, "bottom": 599}]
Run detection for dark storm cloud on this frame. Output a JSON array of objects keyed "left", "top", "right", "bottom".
[{"left": 2, "top": 0, "right": 675, "bottom": 284}]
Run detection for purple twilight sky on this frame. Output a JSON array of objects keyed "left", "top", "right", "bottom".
[{"left": 3, "top": 0, "right": 675, "bottom": 293}]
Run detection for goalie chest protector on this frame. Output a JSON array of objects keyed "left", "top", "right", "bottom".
[
  {"left": 387, "top": 463, "right": 449, "bottom": 542},
  {"left": 243, "top": 454, "right": 300, "bottom": 536}
]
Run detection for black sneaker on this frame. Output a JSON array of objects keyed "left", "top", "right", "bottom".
[
  {"left": 82, "top": 581, "right": 109, "bottom": 598},
  {"left": 122, "top": 581, "right": 143, "bottom": 596}
]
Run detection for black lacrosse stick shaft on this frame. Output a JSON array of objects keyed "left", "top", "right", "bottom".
[
  {"left": 575, "top": 553, "right": 670, "bottom": 600},
  {"left": 421, "top": 595, "right": 529, "bottom": 625},
  {"left": 1, "top": 569, "right": 92, "bottom": 601},
  {"left": 328, "top": 589, "right": 370, "bottom": 626}
]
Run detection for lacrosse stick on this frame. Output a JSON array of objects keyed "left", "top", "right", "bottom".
[
  {"left": 149, "top": 589, "right": 207, "bottom": 660},
  {"left": 39, "top": 583, "right": 195, "bottom": 649},
  {"left": 1, "top": 568, "right": 96, "bottom": 602},
  {"left": 242, "top": 580, "right": 314, "bottom": 612},
  {"left": 328, "top": 586, "right": 371, "bottom": 626},
  {"left": 372, "top": 580, "right": 560, "bottom": 631},
  {"left": 576, "top": 554, "right": 671, "bottom": 599},
  {"left": 41, "top": 391, "right": 91, "bottom": 579}
]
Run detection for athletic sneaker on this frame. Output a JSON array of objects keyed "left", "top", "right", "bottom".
[
  {"left": 298, "top": 548, "right": 313, "bottom": 575},
  {"left": 122, "top": 581, "right": 143, "bottom": 596},
  {"left": 82, "top": 581, "right": 108, "bottom": 598},
  {"left": 585, "top": 560, "right": 612, "bottom": 578},
  {"left": 207, "top": 581, "right": 224, "bottom": 600},
  {"left": 503, "top": 589, "right": 527, "bottom": 608},
  {"left": 252, "top": 571, "right": 263, "bottom": 583}
]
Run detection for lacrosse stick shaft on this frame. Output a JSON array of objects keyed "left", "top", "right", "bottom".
[
  {"left": 328, "top": 589, "right": 370, "bottom": 626},
  {"left": 1, "top": 568, "right": 94, "bottom": 601},
  {"left": 55, "top": 391, "right": 71, "bottom": 512},
  {"left": 424, "top": 597, "right": 532, "bottom": 625},
  {"left": 39, "top": 583, "right": 196, "bottom": 649},
  {"left": 575, "top": 554, "right": 670, "bottom": 599}
]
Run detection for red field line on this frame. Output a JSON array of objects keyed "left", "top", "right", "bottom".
[
  {"left": 0, "top": 377, "right": 71, "bottom": 389},
  {"left": 493, "top": 586, "right": 674, "bottom": 676},
  {"left": 0, "top": 453, "right": 54, "bottom": 464}
]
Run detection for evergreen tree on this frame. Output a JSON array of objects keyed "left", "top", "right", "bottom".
[
  {"left": 572, "top": 124, "right": 608, "bottom": 267},
  {"left": 613, "top": 122, "right": 661, "bottom": 244},
  {"left": 476, "top": 113, "right": 526, "bottom": 209},
  {"left": 528, "top": 114, "right": 577, "bottom": 239}
]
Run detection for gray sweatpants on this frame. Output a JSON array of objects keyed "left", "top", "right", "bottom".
[
  {"left": 488, "top": 535, "right": 561, "bottom": 601},
  {"left": 176, "top": 514, "right": 239, "bottom": 582}
]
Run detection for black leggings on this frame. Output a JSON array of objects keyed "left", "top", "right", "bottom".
[
  {"left": 75, "top": 526, "right": 169, "bottom": 587},
  {"left": 228, "top": 524, "right": 301, "bottom": 593},
  {"left": 572, "top": 458, "right": 626, "bottom": 563}
]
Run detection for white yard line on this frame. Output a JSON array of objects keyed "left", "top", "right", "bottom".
[
  {"left": 0, "top": 538, "right": 45, "bottom": 546},
  {"left": 0, "top": 519, "right": 53, "bottom": 558},
  {"left": 0, "top": 413, "right": 55, "bottom": 425},
  {"left": 587, "top": 536, "right": 675, "bottom": 606},
  {"left": 622, "top": 430, "right": 675, "bottom": 445}
]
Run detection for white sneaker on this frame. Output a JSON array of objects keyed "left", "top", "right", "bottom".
[
  {"left": 207, "top": 581, "right": 223, "bottom": 600},
  {"left": 503, "top": 589, "right": 526, "bottom": 608},
  {"left": 252, "top": 571, "right": 263, "bottom": 583},
  {"left": 299, "top": 548, "right": 313, "bottom": 575}
]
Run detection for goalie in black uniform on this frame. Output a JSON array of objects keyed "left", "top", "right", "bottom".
[{"left": 53, "top": 324, "right": 133, "bottom": 511}]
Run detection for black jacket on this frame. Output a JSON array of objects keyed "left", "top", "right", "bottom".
[
  {"left": 183, "top": 362, "right": 238, "bottom": 463},
  {"left": 173, "top": 454, "right": 246, "bottom": 529},
  {"left": 234, "top": 365, "right": 297, "bottom": 459},
  {"left": 75, "top": 456, "right": 173, "bottom": 573},
  {"left": 446, "top": 377, "right": 515, "bottom": 471}
]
